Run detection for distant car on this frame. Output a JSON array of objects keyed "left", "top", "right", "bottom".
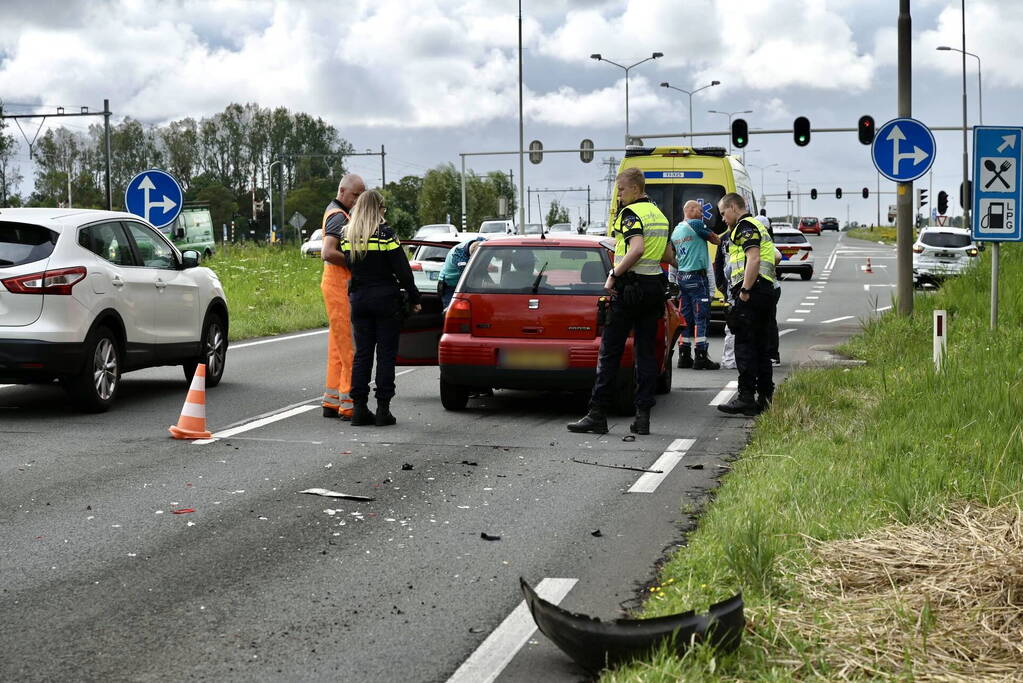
[
  {"left": 797, "top": 217, "right": 821, "bottom": 235},
  {"left": 0, "top": 208, "right": 229, "bottom": 412},
  {"left": 773, "top": 226, "right": 814, "bottom": 280},
  {"left": 585, "top": 222, "right": 608, "bottom": 236},
  {"left": 772, "top": 222, "right": 794, "bottom": 232},
  {"left": 396, "top": 235, "right": 682, "bottom": 415},
  {"left": 479, "top": 220, "right": 515, "bottom": 235},
  {"left": 913, "top": 227, "right": 979, "bottom": 285},
  {"left": 523, "top": 223, "right": 544, "bottom": 235},
  {"left": 413, "top": 223, "right": 459, "bottom": 240},
  {"left": 820, "top": 216, "right": 840, "bottom": 231},
  {"left": 548, "top": 222, "right": 575, "bottom": 233},
  {"left": 300, "top": 228, "right": 323, "bottom": 257}
]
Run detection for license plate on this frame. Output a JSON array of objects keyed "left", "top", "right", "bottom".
[
  {"left": 937, "top": 252, "right": 955, "bottom": 258},
  {"left": 779, "top": 248, "right": 797, "bottom": 260},
  {"left": 428, "top": 271, "right": 440, "bottom": 280},
  {"left": 499, "top": 348, "right": 568, "bottom": 370}
]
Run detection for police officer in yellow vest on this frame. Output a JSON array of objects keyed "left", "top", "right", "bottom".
[
  {"left": 716, "top": 192, "right": 777, "bottom": 416},
  {"left": 568, "top": 167, "right": 672, "bottom": 436}
]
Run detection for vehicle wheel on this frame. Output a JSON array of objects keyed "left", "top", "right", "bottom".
[
  {"left": 203, "top": 249, "right": 213, "bottom": 261},
  {"left": 440, "top": 378, "right": 470, "bottom": 411},
  {"left": 656, "top": 349, "right": 673, "bottom": 394},
  {"left": 183, "top": 312, "right": 227, "bottom": 387},
  {"left": 611, "top": 371, "right": 636, "bottom": 416},
  {"left": 800, "top": 269, "right": 813, "bottom": 281},
  {"left": 67, "top": 326, "right": 121, "bottom": 413}
]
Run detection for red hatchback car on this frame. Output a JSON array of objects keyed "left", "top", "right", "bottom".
[
  {"left": 797, "top": 216, "right": 821, "bottom": 235},
  {"left": 397, "top": 235, "right": 682, "bottom": 415}
]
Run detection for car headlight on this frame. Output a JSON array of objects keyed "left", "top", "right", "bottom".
[{"left": 967, "top": 248, "right": 978, "bottom": 257}]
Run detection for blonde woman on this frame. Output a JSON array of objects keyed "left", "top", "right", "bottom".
[{"left": 339, "top": 190, "right": 421, "bottom": 426}]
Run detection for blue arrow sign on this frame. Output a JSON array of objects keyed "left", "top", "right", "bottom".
[
  {"left": 972, "top": 125, "right": 1023, "bottom": 242},
  {"left": 124, "top": 169, "right": 183, "bottom": 228},
  {"left": 871, "top": 118, "right": 936, "bottom": 183}
]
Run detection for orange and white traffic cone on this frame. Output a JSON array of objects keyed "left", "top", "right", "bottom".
[
  {"left": 169, "top": 364, "right": 213, "bottom": 439},
  {"left": 865, "top": 257, "right": 873, "bottom": 274}
]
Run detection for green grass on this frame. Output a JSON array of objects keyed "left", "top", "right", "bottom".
[
  {"left": 847, "top": 225, "right": 897, "bottom": 244},
  {"left": 602, "top": 244, "right": 1023, "bottom": 681},
  {"left": 205, "top": 244, "right": 327, "bottom": 340}
]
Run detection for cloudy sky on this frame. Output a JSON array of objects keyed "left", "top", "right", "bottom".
[{"left": 1, "top": 0, "right": 1018, "bottom": 225}]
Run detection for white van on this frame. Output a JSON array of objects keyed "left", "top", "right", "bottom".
[{"left": 479, "top": 219, "right": 515, "bottom": 235}]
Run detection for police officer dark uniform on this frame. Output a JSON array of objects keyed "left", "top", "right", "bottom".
[
  {"left": 716, "top": 193, "right": 777, "bottom": 416},
  {"left": 339, "top": 189, "right": 421, "bottom": 426},
  {"left": 567, "top": 167, "right": 670, "bottom": 436}
]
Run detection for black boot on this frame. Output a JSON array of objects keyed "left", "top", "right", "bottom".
[
  {"left": 375, "top": 399, "right": 397, "bottom": 426},
  {"left": 350, "top": 399, "right": 376, "bottom": 426},
  {"left": 567, "top": 408, "right": 608, "bottom": 434},
  {"left": 693, "top": 348, "right": 720, "bottom": 370},
  {"left": 677, "top": 346, "right": 693, "bottom": 369},
  {"left": 630, "top": 407, "right": 650, "bottom": 435},
  {"left": 717, "top": 392, "right": 758, "bottom": 416}
]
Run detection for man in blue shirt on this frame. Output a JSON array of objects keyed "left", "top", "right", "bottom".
[
  {"left": 671, "top": 200, "right": 721, "bottom": 370},
  {"left": 438, "top": 235, "right": 486, "bottom": 309}
]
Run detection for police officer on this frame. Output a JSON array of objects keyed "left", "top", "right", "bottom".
[
  {"left": 716, "top": 193, "right": 777, "bottom": 416},
  {"left": 567, "top": 167, "right": 671, "bottom": 436},
  {"left": 340, "top": 190, "right": 422, "bottom": 426},
  {"left": 438, "top": 235, "right": 486, "bottom": 310}
]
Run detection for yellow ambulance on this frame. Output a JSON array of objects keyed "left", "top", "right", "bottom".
[{"left": 612, "top": 146, "right": 760, "bottom": 319}]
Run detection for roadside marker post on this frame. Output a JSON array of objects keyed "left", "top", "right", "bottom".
[{"left": 933, "top": 309, "right": 947, "bottom": 372}]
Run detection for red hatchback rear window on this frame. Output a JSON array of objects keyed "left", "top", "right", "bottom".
[{"left": 462, "top": 245, "right": 609, "bottom": 295}]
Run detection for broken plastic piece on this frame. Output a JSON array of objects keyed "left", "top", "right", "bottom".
[
  {"left": 622, "top": 435, "right": 636, "bottom": 442},
  {"left": 571, "top": 458, "right": 663, "bottom": 474},
  {"left": 480, "top": 532, "right": 502, "bottom": 541},
  {"left": 460, "top": 460, "right": 478, "bottom": 466},
  {"left": 520, "top": 577, "right": 743, "bottom": 674},
  {"left": 591, "top": 529, "right": 603, "bottom": 537},
  {"left": 401, "top": 463, "right": 414, "bottom": 471},
  {"left": 299, "top": 488, "right": 375, "bottom": 502},
  {"left": 171, "top": 508, "right": 196, "bottom": 514}
]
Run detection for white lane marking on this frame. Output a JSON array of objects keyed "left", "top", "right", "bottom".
[
  {"left": 230, "top": 329, "right": 328, "bottom": 350},
  {"left": 709, "top": 381, "right": 738, "bottom": 406},
  {"left": 779, "top": 328, "right": 797, "bottom": 337},
  {"left": 192, "top": 367, "right": 420, "bottom": 445},
  {"left": 861, "top": 264, "right": 889, "bottom": 270},
  {"left": 446, "top": 578, "right": 578, "bottom": 683},
  {"left": 876, "top": 305, "right": 892, "bottom": 312},
  {"left": 806, "top": 296, "right": 820, "bottom": 300},
  {"left": 794, "top": 309, "right": 811, "bottom": 314},
  {"left": 0, "top": 384, "right": 14, "bottom": 390},
  {"left": 629, "top": 438, "right": 696, "bottom": 493},
  {"left": 786, "top": 318, "right": 805, "bottom": 322},
  {"left": 864, "top": 284, "right": 896, "bottom": 291},
  {"left": 822, "top": 315, "right": 855, "bottom": 324}
]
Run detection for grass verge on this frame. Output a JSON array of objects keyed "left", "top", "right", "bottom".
[
  {"left": 205, "top": 244, "right": 327, "bottom": 340},
  {"left": 846, "top": 226, "right": 897, "bottom": 244},
  {"left": 602, "top": 244, "right": 1023, "bottom": 681}
]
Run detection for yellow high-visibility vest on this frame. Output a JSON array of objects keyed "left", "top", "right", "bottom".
[
  {"left": 726, "top": 216, "right": 776, "bottom": 287},
  {"left": 611, "top": 200, "right": 669, "bottom": 276}
]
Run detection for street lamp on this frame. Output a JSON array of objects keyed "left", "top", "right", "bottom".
[
  {"left": 659, "top": 80, "right": 720, "bottom": 139},
  {"left": 591, "top": 52, "right": 664, "bottom": 144},
  {"left": 747, "top": 162, "right": 778, "bottom": 205},
  {"left": 707, "top": 109, "right": 753, "bottom": 154},
  {"left": 937, "top": 46, "right": 982, "bottom": 125},
  {"left": 776, "top": 168, "right": 800, "bottom": 222}
]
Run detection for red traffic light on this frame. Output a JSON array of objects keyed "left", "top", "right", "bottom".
[{"left": 858, "top": 115, "right": 875, "bottom": 145}]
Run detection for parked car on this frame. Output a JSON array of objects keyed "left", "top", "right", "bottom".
[
  {"left": 548, "top": 222, "right": 575, "bottom": 233},
  {"left": 913, "top": 227, "right": 980, "bottom": 285},
  {"left": 164, "top": 205, "right": 216, "bottom": 259},
  {"left": 797, "top": 217, "right": 821, "bottom": 235},
  {"left": 479, "top": 219, "right": 515, "bottom": 235},
  {"left": 523, "top": 223, "right": 544, "bottom": 235},
  {"left": 773, "top": 226, "right": 815, "bottom": 280},
  {"left": 396, "top": 234, "right": 683, "bottom": 415},
  {"left": 413, "top": 223, "right": 459, "bottom": 240},
  {"left": 772, "top": 222, "right": 794, "bottom": 232},
  {"left": 408, "top": 238, "right": 462, "bottom": 291},
  {"left": 0, "top": 208, "right": 229, "bottom": 412},
  {"left": 820, "top": 216, "right": 840, "bottom": 231},
  {"left": 300, "top": 228, "right": 323, "bottom": 257},
  {"left": 584, "top": 222, "right": 608, "bottom": 236}
]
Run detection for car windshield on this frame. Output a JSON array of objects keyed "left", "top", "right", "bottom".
[
  {"left": 549, "top": 223, "right": 573, "bottom": 232},
  {"left": 414, "top": 245, "right": 451, "bottom": 262},
  {"left": 0, "top": 222, "right": 58, "bottom": 267},
  {"left": 479, "top": 222, "right": 508, "bottom": 233},
  {"left": 774, "top": 233, "right": 808, "bottom": 245},
  {"left": 523, "top": 224, "right": 543, "bottom": 234},
  {"left": 802, "top": 218, "right": 818, "bottom": 225},
  {"left": 309, "top": 229, "right": 322, "bottom": 241},
  {"left": 462, "top": 246, "right": 608, "bottom": 295},
  {"left": 921, "top": 232, "right": 971, "bottom": 248},
  {"left": 416, "top": 225, "right": 453, "bottom": 235},
  {"left": 823, "top": 217, "right": 838, "bottom": 222},
  {"left": 642, "top": 183, "right": 726, "bottom": 233}
]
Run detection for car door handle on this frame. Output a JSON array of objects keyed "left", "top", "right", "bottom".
[
  {"left": 111, "top": 276, "right": 125, "bottom": 288},
  {"left": 154, "top": 279, "right": 167, "bottom": 290},
  {"left": 521, "top": 326, "right": 544, "bottom": 334}
]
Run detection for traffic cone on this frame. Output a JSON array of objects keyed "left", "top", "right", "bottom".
[
  {"left": 865, "top": 257, "right": 873, "bottom": 274},
  {"left": 169, "top": 364, "right": 213, "bottom": 439}
]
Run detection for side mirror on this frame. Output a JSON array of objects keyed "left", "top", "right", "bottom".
[
  {"left": 181, "top": 250, "right": 200, "bottom": 268},
  {"left": 174, "top": 227, "right": 185, "bottom": 240},
  {"left": 978, "top": 243, "right": 986, "bottom": 252}
]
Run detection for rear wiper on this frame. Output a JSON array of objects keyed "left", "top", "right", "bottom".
[{"left": 531, "top": 261, "right": 549, "bottom": 294}]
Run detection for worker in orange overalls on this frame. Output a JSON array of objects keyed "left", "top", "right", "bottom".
[{"left": 320, "top": 174, "right": 366, "bottom": 419}]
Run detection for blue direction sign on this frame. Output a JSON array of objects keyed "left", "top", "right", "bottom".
[
  {"left": 972, "top": 126, "right": 1023, "bottom": 242},
  {"left": 124, "top": 169, "right": 182, "bottom": 228},
  {"left": 871, "top": 118, "right": 936, "bottom": 183}
]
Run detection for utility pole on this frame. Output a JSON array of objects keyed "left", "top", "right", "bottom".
[
  {"left": 380, "top": 144, "right": 386, "bottom": 186},
  {"left": 517, "top": 0, "right": 526, "bottom": 234},
  {"left": 896, "top": 0, "right": 914, "bottom": 315}
]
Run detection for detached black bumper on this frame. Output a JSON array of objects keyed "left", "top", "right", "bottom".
[{"left": 0, "top": 339, "right": 85, "bottom": 382}]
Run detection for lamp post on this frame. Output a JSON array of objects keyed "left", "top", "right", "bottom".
[
  {"left": 777, "top": 169, "right": 799, "bottom": 222},
  {"left": 747, "top": 162, "right": 778, "bottom": 206},
  {"left": 937, "top": 46, "right": 982, "bottom": 125},
  {"left": 659, "top": 80, "right": 720, "bottom": 139},
  {"left": 591, "top": 52, "right": 664, "bottom": 144},
  {"left": 707, "top": 109, "right": 753, "bottom": 154}
]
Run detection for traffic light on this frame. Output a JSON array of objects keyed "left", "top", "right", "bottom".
[
  {"left": 836, "top": 188, "right": 843, "bottom": 199},
  {"left": 794, "top": 116, "right": 811, "bottom": 146},
  {"left": 937, "top": 190, "right": 949, "bottom": 214},
  {"left": 731, "top": 118, "right": 749, "bottom": 149},
  {"left": 862, "top": 187, "right": 869, "bottom": 199},
  {"left": 810, "top": 188, "right": 818, "bottom": 200},
  {"left": 917, "top": 189, "right": 928, "bottom": 210},
  {"left": 959, "top": 180, "right": 972, "bottom": 208},
  {"left": 787, "top": 190, "right": 792, "bottom": 200},
  {"left": 857, "top": 115, "right": 875, "bottom": 145}
]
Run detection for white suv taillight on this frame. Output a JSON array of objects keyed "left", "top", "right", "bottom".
[{"left": 2, "top": 266, "right": 87, "bottom": 295}]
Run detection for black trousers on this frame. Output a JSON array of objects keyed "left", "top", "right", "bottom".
[
  {"left": 349, "top": 285, "right": 402, "bottom": 402},
  {"left": 589, "top": 275, "right": 665, "bottom": 412},
  {"left": 767, "top": 285, "right": 781, "bottom": 361},
  {"left": 729, "top": 278, "right": 777, "bottom": 399}
]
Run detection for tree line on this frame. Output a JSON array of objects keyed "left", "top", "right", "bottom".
[{"left": 0, "top": 101, "right": 517, "bottom": 239}]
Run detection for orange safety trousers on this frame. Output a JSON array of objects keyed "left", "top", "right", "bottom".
[{"left": 321, "top": 262, "right": 354, "bottom": 417}]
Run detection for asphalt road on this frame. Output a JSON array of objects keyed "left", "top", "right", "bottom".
[{"left": 1, "top": 232, "right": 896, "bottom": 682}]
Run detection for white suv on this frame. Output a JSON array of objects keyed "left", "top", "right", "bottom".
[
  {"left": 913, "top": 227, "right": 979, "bottom": 285},
  {"left": 0, "top": 208, "right": 229, "bottom": 412}
]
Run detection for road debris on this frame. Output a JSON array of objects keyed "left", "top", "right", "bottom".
[
  {"left": 480, "top": 532, "right": 502, "bottom": 541},
  {"left": 299, "top": 488, "right": 375, "bottom": 502},
  {"left": 401, "top": 463, "right": 414, "bottom": 471},
  {"left": 460, "top": 460, "right": 478, "bottom": 466},
  {"left": 591, "top": 529, "right": 603, "bottom": 537},
  {"left": 171, "top": 508, "right": 196, "bottom": 515},
  {"left": 570, "top": 458, "right": 663, "bottom": 474},
  {"left": 622, "top": 435, "right": 636, "bottom": 442}
]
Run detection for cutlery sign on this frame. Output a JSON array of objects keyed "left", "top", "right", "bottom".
[
  {"left": 871, "top": 118, "right": 936, "bottom": 183},
  {"left": 972, "top": 126, "right": 1023, "bottom": 242}
]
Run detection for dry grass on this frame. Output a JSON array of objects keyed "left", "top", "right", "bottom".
[{"left": 764, "top": 504, "right": 1023, "bottom": 680}]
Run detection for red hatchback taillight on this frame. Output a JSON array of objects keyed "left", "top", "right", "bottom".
[
  {"left": 444, "top": 297, "right": 471, "bottom": 334},
  {"left": 1, "top": 266, "right": 87, "bottom": 295}
]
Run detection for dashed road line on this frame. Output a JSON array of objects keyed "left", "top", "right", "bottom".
[
  {"left": 805, "top": 296, "right": 819, "bottom": 300},
  {"left": 709, "top": 380, "right": 738, "bottom": 406},
  {"left": 822, "top": 315, "right": 855, "bottom": 324},
  {"left": 230, "top": 329, "right": 328, "bottom": 350},
  {"left": 629, "top": 438, "right": 697, "bottom": 493},
  {"left": 786, "top": 318, "right": 805, "bottom": 323},
  {"left": 778, "top": 328, "right": 797, "bottom": 337},
  {"left": 446, "top": 578, "right": 578, "bottom": 683},
  {"left": 794, "top": 309, "right": 811, "bottom": 314},
  {"left": 876, "top": 305, "right": 892, "bottom": 312}
]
